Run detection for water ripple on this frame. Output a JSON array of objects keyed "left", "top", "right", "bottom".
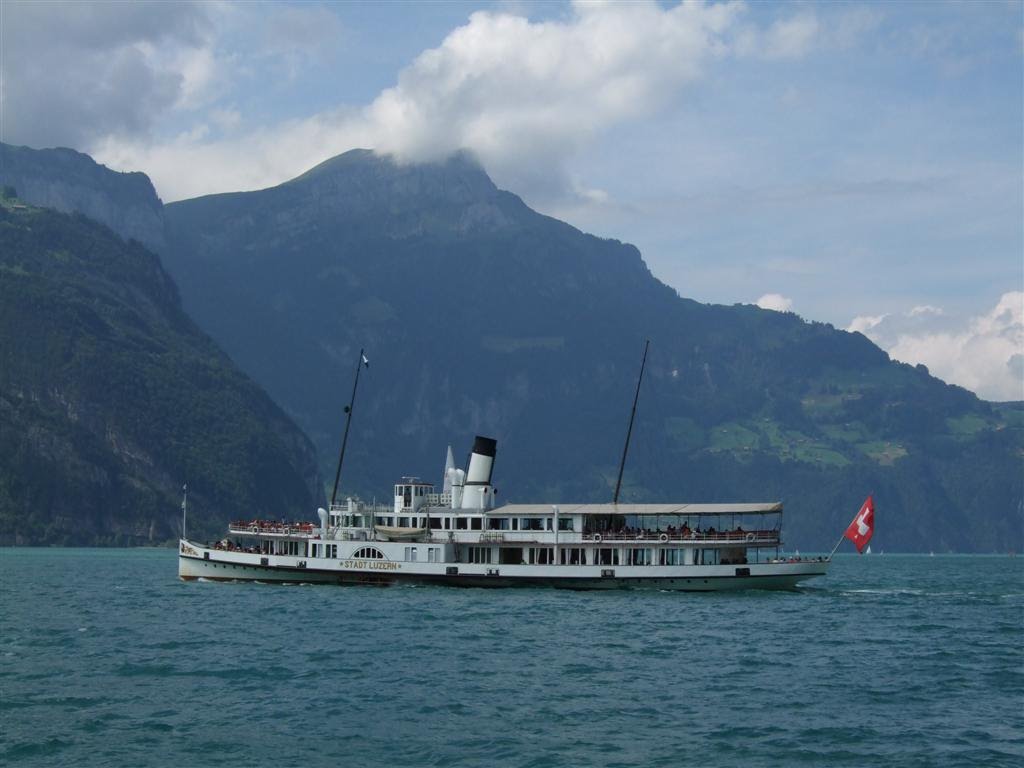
[{"left": 0, "top": 549, "right": 1021, "bottom": 767}]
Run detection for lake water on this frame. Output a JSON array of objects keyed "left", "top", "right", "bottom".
[{"left": 1, "top": 549, "right": 1021, "bottom": 767}]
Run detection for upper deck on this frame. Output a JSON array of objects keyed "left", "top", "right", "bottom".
[{"left": 489, "top": 502, "right": 782, "bottom": 517}]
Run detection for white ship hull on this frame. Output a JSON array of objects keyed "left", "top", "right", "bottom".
[{"left": 178, "top": 541, "right": 828, "bottom": 591}]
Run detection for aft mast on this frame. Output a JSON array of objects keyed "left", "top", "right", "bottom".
[
  {"left": 330, "top": 348, "right": 369, "bottom": 507},
  {"left": 613, "top": 339, "right": 650, "bottom": 504}
]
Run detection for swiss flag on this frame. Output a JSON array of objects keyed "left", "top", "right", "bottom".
[{"left": 844, "top": 495, "right": 875, "bottom": 553}]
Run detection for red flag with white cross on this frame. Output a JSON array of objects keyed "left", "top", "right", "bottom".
[{"left": 844, "top": 495, "right": 875, "bottom": 554}]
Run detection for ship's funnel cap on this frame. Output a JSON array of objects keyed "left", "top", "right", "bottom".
[
  {"left": 472, "top": 436, "right": 497, "bottom": 458},
  {"left": 465, "top": 435, "right": 497, "bottom": 488}
]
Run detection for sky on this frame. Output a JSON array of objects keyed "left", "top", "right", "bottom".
[{"left": 2, "top": 0, "right": 1022, "bottom": 400}]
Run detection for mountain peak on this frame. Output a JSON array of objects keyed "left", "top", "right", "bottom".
[
  {"left": 169, "top": 147, "right": 522, "bottom": 241},
  {"left": 0, "top": 142, "right": 165, "bottom": 251},
  {"left": 287, "top": 147, "right": 499, "bottom": 207}
]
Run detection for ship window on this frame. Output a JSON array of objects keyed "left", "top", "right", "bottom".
[
  {"left": 499, "top": 547, "right": 524, "bottom": 565},
  {"left": 353, "top": 547, "right": 385, "bottom": 559},
  {"left": 429, "top": 517, "right": 441, "bottom": 530},
  {"left": 628, "top": 548, "right": 651, "bottom": 566},
  {"left": 560, "top": 548, "right": 584, "bottom": 565},
  {"left": 456, "top": 517, "right": 468, "bottom": 530},
  {"left": 558, "top": 518, "right": 574, "bottom": 531},
  {"left": 399, "top": 517, "right": 409, "bottom": 527},
  {"left": 471, "top": 517, "right": 482, "bottom": 531},
  {"left": 511, "top": 518, "right": 519, "bottom": 531},
  {"left": 546, "top": 518, "right": 552, "bottom": 531}
]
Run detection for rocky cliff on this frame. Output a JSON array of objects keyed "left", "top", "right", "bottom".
[{"left": 0, "top": 143, "right": 165, "bottom": 252}]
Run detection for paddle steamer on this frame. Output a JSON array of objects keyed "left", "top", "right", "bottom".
[{"left": 178, "top": 436, "right": 828, "bottom": 590}]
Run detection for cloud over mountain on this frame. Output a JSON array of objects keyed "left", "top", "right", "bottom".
[
  {"left": 19, "top": 1, "right": 823, "bottom": 203},
  {"left": 756, "top": 293, "right": 794, "bottom": 312},
  {"left": 849, "top": 293, "right": 1024, "bottom": 402}
]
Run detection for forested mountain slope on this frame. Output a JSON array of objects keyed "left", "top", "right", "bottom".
[{"left": 0, "top": 198, "right": 323, "bottom": 545}]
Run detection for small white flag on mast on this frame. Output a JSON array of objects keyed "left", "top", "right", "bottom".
[{"left": 181, "top": 483, "right": 188, "bottom": 540}]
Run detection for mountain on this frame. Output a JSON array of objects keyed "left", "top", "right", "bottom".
[
  {"left": 0, "top": 143, "right": 165, "bottom": 252},
  {"left": 0, "top": 195, "right": 323, "bottom": 545},
  {"left": 159, "top": 149, "right": 1023, "bottom": 553}
]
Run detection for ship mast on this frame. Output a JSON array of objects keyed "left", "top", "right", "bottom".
[
  {"left": 613, "top": 339, "right": 649, "bottom": 504},
  {"left": 330, "top": 348, "right": 369, "bottom": 508}
]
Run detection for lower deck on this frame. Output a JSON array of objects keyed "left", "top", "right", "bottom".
[{"left": 179, "top": 541, "right": 828, "bottom": 591}]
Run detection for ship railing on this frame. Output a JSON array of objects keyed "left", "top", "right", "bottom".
[
  {"left": 228, "top": 520, "right": 318, "bottom": 536},
  {"left": 476, "top": 531, "right": 549, "bottom": 544},
  {"left": 581, "top": 529, "right": 780, "bottom": 545},
  {"left": 329, "top": 502, "right": 392, "bottom": 516}
]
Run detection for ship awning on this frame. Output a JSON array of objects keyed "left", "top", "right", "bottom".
[{"left": 487, "top": 502, "right": 783, "bottom": 517}]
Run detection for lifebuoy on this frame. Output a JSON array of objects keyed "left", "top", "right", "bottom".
[
  {"left": 745, "top": 532, "right": 755, "bottom": 542},
  {"left": 659, "top": 533, "right": 669, "bottom": 542},
  {"left": 594, "top": 534, "right": 603, "bottom": 543}
]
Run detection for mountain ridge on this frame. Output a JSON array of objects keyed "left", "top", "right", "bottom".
[
  {"left": 2, "top": 143, "right": 1019, "bottom": 551},
  {"left": 160, "top": 149, "right": 1021, "bottom": 553}
]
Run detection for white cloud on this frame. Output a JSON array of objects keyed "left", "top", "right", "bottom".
[
  {"left": 85, "top": 1, "right": 833, "bottom": 202},
  {"left": 735, "top": 12, "right": 821, "bottom": 60},
  {"left": 1, "top": 1, "right": 214, "bottom": 147},
  {"left": 850, "top": 293, "right": 1024, "bottom": 402},
  {"left": 756, "top": 293, "right": 794, "bottom": 312},
  {"left": 762, "top": 14, "right": 820, "bottom": 60},
  {"left": 847, "top": 314, "right": 887, "bottom": 334}
]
